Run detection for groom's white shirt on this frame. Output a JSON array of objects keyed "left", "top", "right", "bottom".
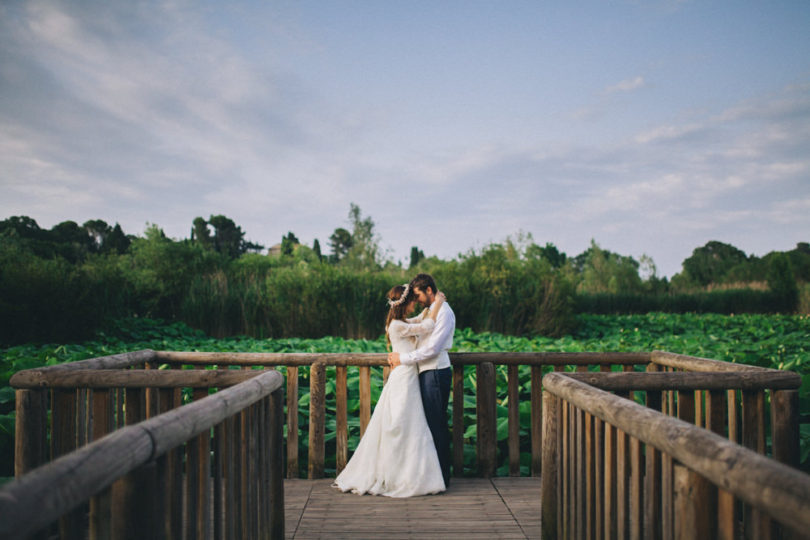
[{"left": 400, "top": 302, "right": 454, "bottom": 372}]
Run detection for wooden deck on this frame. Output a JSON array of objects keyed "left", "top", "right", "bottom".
[{"left": 284, "top": 477, "right": 542, "bottom": 539}]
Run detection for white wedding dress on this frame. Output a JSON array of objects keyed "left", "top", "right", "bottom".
[{"left": 333, "top": 317, "right": 446, "bottom": 497}]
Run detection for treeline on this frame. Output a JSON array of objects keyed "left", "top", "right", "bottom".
[{"left": 1, "top": 208, "right": 807, "bottom": 345}]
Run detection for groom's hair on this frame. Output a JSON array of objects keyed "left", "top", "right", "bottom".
[{"left": 410, "top": 273, "right": 437, "bottom": 295}]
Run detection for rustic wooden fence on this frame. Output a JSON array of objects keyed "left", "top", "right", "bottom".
[
  {"left": 540, "top": 371, "right": 808, "bottom": 539},
  {"left": 2, "top": 351, "right": 284, "bottom": 540},
  {"left": 152, "top": 350, "right": 800, "bottom": 481},
  {"left": 4, "top": 348, "right": 805, "bottom": 539},
  {"left": 154, "top": 350, "right": 653, "bottom": 478}
]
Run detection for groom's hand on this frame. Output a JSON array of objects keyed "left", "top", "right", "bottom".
[{"left": 388, "top": 352, "right": 401, "bottom": 369}]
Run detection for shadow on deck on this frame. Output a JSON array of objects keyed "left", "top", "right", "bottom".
[{"left": 284, "top": 477, "right": 542, "bottom": 539}]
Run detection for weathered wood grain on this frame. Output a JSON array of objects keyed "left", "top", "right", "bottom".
[
  {"left": 11, "top": 368, "right": 261, "bottom": 388},
  {"left": 0, "top": 370, "right": 284, "bottom": 540},
  {"left": 542, "top": 372, "right": 810, "bottom": 537},
  {"left": 564, "top": 370, "right": 801, "bottom": 391}
]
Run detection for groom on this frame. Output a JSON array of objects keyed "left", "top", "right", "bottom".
[{"left": 387, "top": 273, "right": 455, "bottom": 487}]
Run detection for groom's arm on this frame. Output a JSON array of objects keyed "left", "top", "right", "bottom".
[{"left": 398, "top": 306, "right": 455, "bottom": 366}]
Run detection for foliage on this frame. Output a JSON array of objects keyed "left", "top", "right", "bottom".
[
  {"left": 409, "top": 246, "right": 425, "bottom": 269},
  {"left": 576, "top": 288, "right": 793, "bottom": 315},
  {"left": 678, "top": 241, "right": 750, "bottom": 287},
  {"left": 767, "top": 252, "right": 799, "bottom": 310},
  {"left": 2, "top": 214, "right": 808, "bottom": 347},
  {"left": 191, "top": 215, "right": 263, "bottom": 258},
  {"left": 328, "top": 228, "right": 353, "bottom": 262},
  {"left": 575, "top": 240, "right": 643, "bottom": 294}
]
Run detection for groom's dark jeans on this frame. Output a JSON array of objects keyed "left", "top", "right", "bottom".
[{"left": 419, "top": 367, "right": 452, "bottom": 486}]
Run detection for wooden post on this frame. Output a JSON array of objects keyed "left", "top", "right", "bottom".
[
  {"left": 269, "top": 388, "right": 285, "bottom": 539},
  {"left": 225, "top": 415, "right": 237, "bottom": 540},
  {"left": 629, "top": 437, "right": 643, "bottom": 540},
  {"left": 335, "top": 365, "right": 348, "bottom": 474},
  {"left": 308, "top": 362, "right": 326, "bottom": 479},
  {"left": 771, "top": 390, "right": 799, "bottom": 468},
  {"left": 239, "top": 409, "right": 248, "bottom": 538},
  {"left": 111, "top": 461, "right": 159, "bottom": 540},
  {"left": 742, "top": 390, "right": 766, "bottom": 537},
  {"left": 531, "top": 365, "right": 543, "bottom": 476},
  {"left": 575, "top": 408, "right": 584, "bottom": 540},
  {"left": 286, "top": 365, "right": 299, "bottom": 479},
  {"left": 507, "top": 364, "right": 520, "bottom": 476},
  {"left": 14, "top": 389, "right": 47, "bottom": 477},
  {"left": 616, "top": 427, "right": 628, "bottom": 539},
  {"left": 476, "top": 362, "right": 496, "bottom": 478},
  {"left": 645, "top": 390, "right": 662, "bottom": 540},
  {"left": 594, "top": 416, "right": 604, "bottom": 540},
  {"left": 213, "top": 421, "right": 225, "bottom": 540},
  {"left": 585, "top": 412, "right": 595, "bottom": 540},
  {"left": 674, "top": 465, "right": 716, "bottom": 540},
  {"left": 705, "top": 390, "right": 736, "bottom": 540},
  {"left": 359, "top": 365, "right": 371, "bottom": 436},
  {"left": 90, "top": 389, "right": 112, "bottom": 540},
  {"left": 562, "top": 401, "right": 570, "bottom": 538},
  {"left": 604, "top": 422, "right": 617, "bottom": 540},
  {"left": 452, "top": 365, "right": 465, "bottom": 477},
  {"left": 540, "top": 389, "right": 559, "bottom": 540},
  {"left": 52, "top": 389, "right": 82, "bottom": 539}
]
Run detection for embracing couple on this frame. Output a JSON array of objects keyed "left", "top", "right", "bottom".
[{"left": 333, "top": 273, "right": 455, "bottom": 497}]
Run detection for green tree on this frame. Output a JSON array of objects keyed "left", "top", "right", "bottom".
[
  {"left": 767, "top": 252, "right": 798, "bottom": 310},
  {"left": 103, "top": 223, "right": 131, "bottom": 254},
  {"left": 200, "top": 215, "right": 263, "bottom": 258},
  {"left": 50, "top": 220, "right": 94, "bottom": 262},
  {"left": 329, "top": 227, "right": 353, "bottom": 262},
  {"left": 281, "top": 232, "right": 300, "bottom": 256},
  {"left": 191, "top": 217, "right": 212, "bottom": 249},
  {"left": 527, "top": 242, "right": 567, "bottom": 268},
  {"left": 409, "top": 246, "right": 425, "bottom": 268},
  {"left": 313, "top": 239, "right": 323, "bottom": 260},
  {"left": 680, "top": 241, "right": 749, "bottom": 287},
  {"left": 575, "top": 240, "right": 642, "bottom": 294},
  {"left": 82, "top": 219, "right": 111, "bottom": 252},
  {"left": 343, "top": 203, "right": 383, "bottom": 269}
]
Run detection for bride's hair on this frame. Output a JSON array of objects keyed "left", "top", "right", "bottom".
[{"left": 385, "top": 284, "right": 414, "bottom": 349}]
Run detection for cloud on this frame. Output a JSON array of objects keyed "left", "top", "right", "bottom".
[
  {"left": 605, "top": 76, "right": 646, "bottom": 94},
  {"left": 1, "top": 2, "right": 808, "bottom": 277},
  {"left": 0, "top": 0, "right": 374, "bottom": 239}
]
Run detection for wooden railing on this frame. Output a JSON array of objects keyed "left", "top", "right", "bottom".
[
  {"left": 5, "top": 348, "right": 803, "bottom": 538},
  {"left": 154, "top": 350, "right": 651, "bottom": 478},
  {"left": 540, "top": 371, "right": 807, "bottom": 539},
  {"left": 3, "top": 351, "right": 284, "bottom": 540}
]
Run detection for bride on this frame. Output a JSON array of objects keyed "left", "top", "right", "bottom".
[{"left": 333, "top": 283, "right": 446, "bottom": 497}]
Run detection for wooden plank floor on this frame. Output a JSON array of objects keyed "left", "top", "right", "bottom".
[{"left": 284, "top": 477, "right": 542, "bottom": 539}]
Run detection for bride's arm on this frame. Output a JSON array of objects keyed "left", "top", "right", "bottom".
[
  {"left": 391, "top": 292, "right": 446, "bottom": 338},
  {"left": 390, "top": 317, "right": 435, "bottom": 338}
]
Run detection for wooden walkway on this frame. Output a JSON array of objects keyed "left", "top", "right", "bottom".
[{"left": 284, "top": 477, "right": 542, "bottom": 539}]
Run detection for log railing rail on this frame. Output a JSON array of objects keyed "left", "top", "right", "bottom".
[
  {"left": 540, "top": 371, "right": 807, "bottom": 540},
  {"left": 3, "top": 365, "right": 284, "bottom": 540}
]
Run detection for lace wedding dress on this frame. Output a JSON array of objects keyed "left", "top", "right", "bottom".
[{"left": 333, "top": 318, "right": 446, "bottom": 497}]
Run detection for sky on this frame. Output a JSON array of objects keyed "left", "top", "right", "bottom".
[{"left": 1, "top": 0, "right": 809, "bottom": 277}]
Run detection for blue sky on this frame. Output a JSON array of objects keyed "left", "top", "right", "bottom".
[{"left": 1, "top": 0, "right": 809, "bottom": 277}]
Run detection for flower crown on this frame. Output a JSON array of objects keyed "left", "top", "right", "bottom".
[{"left": 387, "top": 283, "right": 410, "bottom": 307}]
